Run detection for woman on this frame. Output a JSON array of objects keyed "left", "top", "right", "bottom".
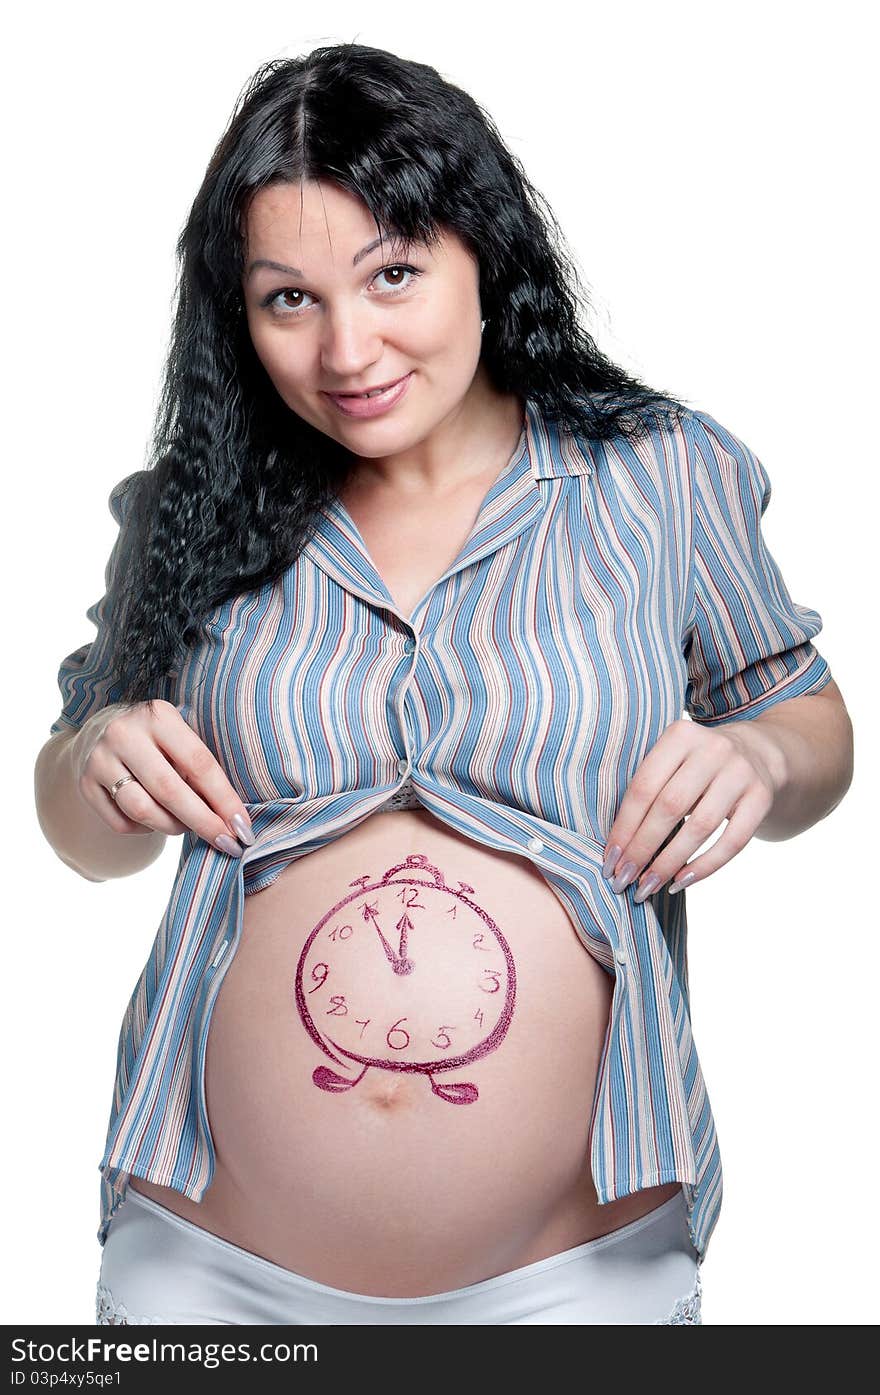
[{"left": 35, "top": 43, "right": 850, "bottom": 1325}]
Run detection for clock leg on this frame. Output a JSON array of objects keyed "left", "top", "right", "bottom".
[
  {"left": 429, "top": 1075, "right": 479, "bottom": 1104},
  {"left": 312, "top": 1063, "right": 369, "bottom": 1093}
]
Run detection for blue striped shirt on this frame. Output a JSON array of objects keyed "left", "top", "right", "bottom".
[{"left": 49, "top": 396, "right": 832, "bottom": 1261}]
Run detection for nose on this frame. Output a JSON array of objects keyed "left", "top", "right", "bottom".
[{"left": 320, "top": 308, "right": 384, "bottom": 380}]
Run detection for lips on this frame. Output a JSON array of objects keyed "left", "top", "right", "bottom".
[
  {"left": 324, "top": 371, "right": 414, "bottom": 419},
  {"left": 327, "top": 374, "right": 408, "bottom": 398}
]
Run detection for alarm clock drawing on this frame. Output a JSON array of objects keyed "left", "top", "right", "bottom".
[{"left": 294, "top": 853, "right": 517, "bottom": 1104}]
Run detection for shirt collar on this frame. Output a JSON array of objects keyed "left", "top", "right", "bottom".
[
  {"left": 300, "top": 395, "right": 593, "bottom": 617},
  {"left": 523, "top": 396, "right": 594, "bottom": 479}
]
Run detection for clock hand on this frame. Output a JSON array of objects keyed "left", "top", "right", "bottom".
[
  {"left": 396, "top": 912, "right": 413, "bottom": 963},
  {"left": 393, "top": 913, "right": 416, "bottom": 975},
  {"left": 362, "top": 903, "right": 402, "bottom": 968}
]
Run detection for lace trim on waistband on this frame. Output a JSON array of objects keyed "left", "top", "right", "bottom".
[
  {"left": 375, "top": 776, "right": 422, "bottom": 812},
  {"left": 96, "top": 1282, "right": 170, "bottom": 1326},
  {"left": 652, "top": 1266, "right": 703, "bottom": 1324}
]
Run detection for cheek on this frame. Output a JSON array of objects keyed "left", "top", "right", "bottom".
[
  {"left": 414, "top": 307, "right": 476, "bottom": 363},
  {"left": 248, "top": 324, "right": 303, "bottom": 386}
]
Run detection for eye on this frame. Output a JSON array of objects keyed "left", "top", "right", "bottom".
[{"left": 261, "top": 264, "right": 423, "bottom": 319}]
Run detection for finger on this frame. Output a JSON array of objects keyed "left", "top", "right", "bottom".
[
  {"left": 609, "top": 752, "right": 727, "bottom": 887},
  {"left": 79, "top": 704, "right": 253, "bottom": 853},
  {"left": 602, "top": 721, "right": 705, "bottom": 875},
  {"left": 665, "top": 787, "right": 771, "bottom": 892},
  {"left": 604, "top": 742, "right": 728, "bottom": 887},
  {"left": 100, "top": 767, "right": 190, "bottom": 836},
  {"left": 82, "top": 763, "right": 168, "bottom": 836},
  {"left": 79, "top": 733, "right": 192, "bottom": 837},
  {"left": 640, "top": 778, "right": 773, "bottom": 897},
  {"left": 115, "top": 723, "right": 253, "bottom": 854}
]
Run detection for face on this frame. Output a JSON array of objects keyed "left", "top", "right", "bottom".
[{"left": 240, "top": 179, "right": 486, "bottom": 457}]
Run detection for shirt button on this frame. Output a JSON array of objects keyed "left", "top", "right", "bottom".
[
  {"left": 403, "top": 638, "right": 415, "bottom": 654},
  {"left": 397, "top": 758, "right": 409, "bottom": 775},
  {"left": 615, "top": 948, "right": 627, "bottom": 966},
  {"left": 527, "top": 836, "right": 544, "bottom": 853}
]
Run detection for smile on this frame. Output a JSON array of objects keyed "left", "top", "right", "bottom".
[{"left": 325, "top": 373, "right": 414, "bottom": 419}]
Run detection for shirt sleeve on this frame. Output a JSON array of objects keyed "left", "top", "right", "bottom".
[
  {"left": 683, "top": 410, "right": 833, "bottom": 726},
  {"left": 49, "top": 471, "right": 147, "bottom": 736}
]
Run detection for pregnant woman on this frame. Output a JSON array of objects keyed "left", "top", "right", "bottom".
[{"left": 34, "top": 44, "right": 851, "bottom": 1325}]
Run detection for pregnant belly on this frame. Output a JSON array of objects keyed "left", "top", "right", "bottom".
[{"left": 129, "top": 808, "right": 681, "bottom": 1296}]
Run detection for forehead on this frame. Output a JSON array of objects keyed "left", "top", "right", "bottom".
[
  {"left": 244, "top": 180, "right": 389, "bottom": 250},
  {"left": 241, "top": 182, "right": 468, "bottom": 282}
]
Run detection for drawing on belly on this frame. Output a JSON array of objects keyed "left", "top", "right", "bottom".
[{"left": 294, "top": 854, "right": 516, "bottom": 1104}]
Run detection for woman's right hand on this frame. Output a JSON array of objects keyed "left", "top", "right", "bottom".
[{"left": 70, "top": 700, "right": 254, "bottom": 857}]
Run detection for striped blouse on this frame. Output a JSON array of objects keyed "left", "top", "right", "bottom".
[{"left": 49, "top": 395, "right": 833, "bottom": 1262}]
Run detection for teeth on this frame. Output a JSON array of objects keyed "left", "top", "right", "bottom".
[{"left": 340, "top": 384, "right": 392, "bottom": 398}]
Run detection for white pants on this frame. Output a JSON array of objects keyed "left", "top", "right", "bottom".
[{"left": 96, "top": 1185, "right": 702, "bottom": 1325}]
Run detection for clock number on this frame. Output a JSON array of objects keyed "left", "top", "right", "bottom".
[
  {"left": 308, "top": 963, "right": 329, "bottom": 993},
  {"left": 326, "top": 995, "right": 348, "bottom": 1016},
  {"left": 479, "top": 970, "right": 501, "bottom": 994},
  {"left": 472, "top": 932, "right": 490, "bottom": 951},
  {"left": 396, "top": 886, "right": 425, "bottom": 909},
  {"left": 329, "top": 924, "right": 353, "bottom": 941},
  {"left": 474, "top": 1009, "right": 484, "bottom": 1028},
  {"left": 386, "top": 1017, "right": 411, "bottom": 1051},
  {"left": 355, "top": 1018, "right": 371, "bottom": 1038},
  {"left": 431, "top": 1026, "right": 454, "bottom": 1050}
]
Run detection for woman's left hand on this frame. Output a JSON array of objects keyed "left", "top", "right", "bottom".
[{"left": 602, "top": 717, "right": 786, "bottom": 901}]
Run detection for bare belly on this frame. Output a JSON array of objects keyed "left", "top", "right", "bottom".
[{"left": 129, "top": 808, "right": 681, "bottom": 1296}]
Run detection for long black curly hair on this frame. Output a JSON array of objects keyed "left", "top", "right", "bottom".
[{"left": 101, "top": 41, "right": 694, "bottom": 710}]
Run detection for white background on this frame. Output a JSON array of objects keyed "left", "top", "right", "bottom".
[{"left": 4, "top": 0, "right": 875, "bottom": 1326}]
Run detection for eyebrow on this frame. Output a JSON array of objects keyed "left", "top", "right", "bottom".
[{"left": 246, "top": 235, "right": 399, "bottom": 281}]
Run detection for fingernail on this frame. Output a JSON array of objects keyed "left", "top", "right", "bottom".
[
  {"left": 610, "top": 860, "right": 637, "bottom": 894},
  {"left": 231, "top": 812, "right": 255, "bottom": 846},
  {"left": 633, "top": 873, "right": 662, "bottom": 904},
  {"left": 668, "top": 871, "right": 696, "bottom": 895},
  {"left": 602, "top": 843, "right": 623, "bottom": 879},
  {"left": 215, "top": 833, "right": 244, "bottom": 857}
]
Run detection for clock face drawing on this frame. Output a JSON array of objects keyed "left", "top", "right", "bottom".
[{"left": 294, "top": 853, "right": 516, "bottom": 1104}]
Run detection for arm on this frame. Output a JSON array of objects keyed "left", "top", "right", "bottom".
[
  {"left": 603, "top": 412, "right": 852, "bottom": 895},
  {"left": 679, "top": 410, "right": 853, "bottom": 844},
  {"left": 37, "top": 472, "right": 167, "bottom": 881},
  {"left": 37, "top": 474, "right": 254, "bottom": 881},
  {"left": 723, "top": 677, "right": 853, "bottom": 842},
  {"left": 34, "top": 714, "right": 167, "bottom": 882}
]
